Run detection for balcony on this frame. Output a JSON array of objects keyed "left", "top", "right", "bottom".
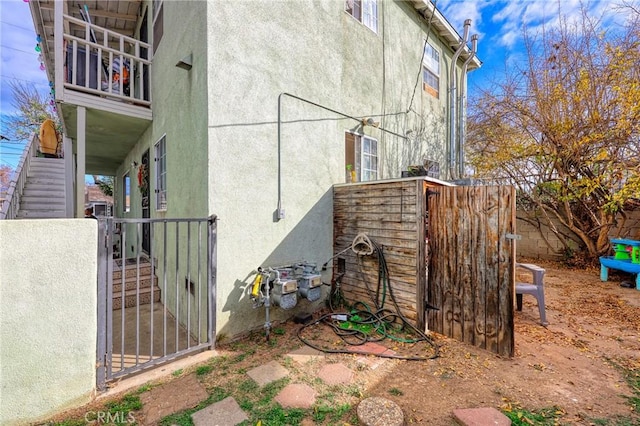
[{"left": 29, "top": 1, "right": 153, "bottom": 175}]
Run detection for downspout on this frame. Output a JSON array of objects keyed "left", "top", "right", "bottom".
[
  {"left": 448, "top": 19, "right": 471, "bottom": 180},
  {"left": 457, "top": 34, "right": 478, "bottom": 179}
]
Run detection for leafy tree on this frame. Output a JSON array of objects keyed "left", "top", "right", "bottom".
[
  {"left": 93, "top": 175, "right": 114, "bottom": 197},
  {"left": 2, "top": 80, "right": 60, "bottom": 142},
  {"left": 467, "top": 7, "right": 640, "bottom": 261}
]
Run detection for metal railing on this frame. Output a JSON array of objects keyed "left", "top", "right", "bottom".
[
  {"left": 96, "top": 216, "right": 217, "bottom": 390},
  {"left": 0, "top": 134, "right": 38, "bottom": 220},
  {"left": 63, "top": 13, "right": 152, "bottom": 105}
]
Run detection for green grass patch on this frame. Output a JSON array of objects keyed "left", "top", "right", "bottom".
[
  {"left": 312, "top": 403, "right": 351, "bottom": 423},
  {"left": 172, "top": 368, "right": 184, "bottom": 377},
  {"left": 195, "top": 365, "right": 213, "bottom": 376},
  {"left": 502, "top": 406, "right": 564, "bottom": 425},
  {"left": 251, "top": 405, "right": 305, "bottom": 425},
  {"left": 388, "top": 387, "right": 403, "bottom": 396}
]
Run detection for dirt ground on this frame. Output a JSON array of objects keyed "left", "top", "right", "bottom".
[
  {"left": 43, "top": 260, "right": 640, "bottom": 426},
  {"left": 357, "top": 259, "right": 640, "bottom": 425}
]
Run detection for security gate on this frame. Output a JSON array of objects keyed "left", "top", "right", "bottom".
[{"left": 96, "top": 216, "right": 217, "bottom": 390}]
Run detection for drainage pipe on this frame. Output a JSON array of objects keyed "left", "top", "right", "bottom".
[
  {"left": 457, "top": 34, "right": 478, "bottom": 179},
  {"left": 448, "top": 19, "right": 471, "bottom": 180}
]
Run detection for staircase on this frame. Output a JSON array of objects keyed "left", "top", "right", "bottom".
[
  {"left": 16, "top": 157, "right": 66, "bottom": 219},
  {"left": 112, "top": 258, "right": 161, "bottom": 310}
]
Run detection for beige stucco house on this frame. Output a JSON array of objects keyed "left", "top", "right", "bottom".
[{"left": 1, "top": 1, "right": 480, "bottom": 423}]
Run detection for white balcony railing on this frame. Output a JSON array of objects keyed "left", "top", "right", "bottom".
[
  {"left": 0, "top": 134, "right": 38, "bottom": 220},
  {"left": 62, "top": 14, "right": 152, "bottom": 106}
]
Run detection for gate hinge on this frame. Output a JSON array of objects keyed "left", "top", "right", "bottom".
[{"left": 505, "top": 233, "right": 521, "bottom": 241}]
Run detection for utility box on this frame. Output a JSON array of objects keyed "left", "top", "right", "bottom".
[
  {"left": 333, "top": 178, "right": 516, "bottom": 357},
  {"left": 332, "top": 177, "right": 452, "bottom": 330}
]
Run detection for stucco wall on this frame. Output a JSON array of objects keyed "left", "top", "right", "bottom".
[
  {"left": 516, "top": 209, "right": 640, "bottom": 260},
  {"left": 0, "top": 220, "right": 97, "bottom": 425},
  {"left": 205, "top": 1, "right": 470, "bottom": 337}
]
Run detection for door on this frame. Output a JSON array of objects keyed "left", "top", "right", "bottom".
[
  {"left": 141, "top": 150, "right": 151, "bottom": 254},
  {"left": 427, "top": 185, "right": 515, "bottom": 357}
]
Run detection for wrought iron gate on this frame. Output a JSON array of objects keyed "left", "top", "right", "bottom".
[{"left": 96, "top": 216, "right": 217, "bottom": 390}]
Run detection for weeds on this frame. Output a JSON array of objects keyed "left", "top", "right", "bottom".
[{"left": 502, "top": 406, "right": 564, "bottom": 425}]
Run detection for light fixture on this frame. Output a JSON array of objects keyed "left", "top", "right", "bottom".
[
  {"left": 175, "top": 54, "right": 193, "bottom": 71},
  {"left": 362, "top": 117, "right": 380, "bottom": 128},
  {"left": 131, "top": 161, "right": 138, "bottom": 169}
]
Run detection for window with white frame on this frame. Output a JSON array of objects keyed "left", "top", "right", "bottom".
[
  {"left": 345, "top": 132, "right": 378, "bottom": 182},
  {"left": 422, "top": 42, "right": 440, "bottom": 98},
  {"left": 345, "top": 0, "right": 378, "bottom": 33},
  {"left": 154, "top": 135, "right": 167, "bottom": 210}
]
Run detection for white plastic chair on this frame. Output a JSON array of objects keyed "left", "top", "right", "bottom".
[{"left": 515, "top": 263, "right": 548, "bottom": 326}]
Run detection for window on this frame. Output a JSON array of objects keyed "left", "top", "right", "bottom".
[
  {"left": 123, "top": 173, "right": 130, "bottom": 213},
  {"left": 152, "top": 0, "right": 163, "bottom": 53},
  {"left": 422, "top": 42, "right": 440, "bottom": 98},
  {"left": 345, "top": 132, "right": 378, "bottom": 182},
  {"left": 154, "top": 135, "right": 167, "bottom": 210},
  {"left": 345, "top": 0, "right": 378, "bottom": 33}
]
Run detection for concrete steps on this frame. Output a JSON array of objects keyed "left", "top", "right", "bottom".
[
  {"left": 112, "top": 258, "right": 161, "bottom": 310},
  {"left": 16, "top": 157, "right": 67, "bottom": 219}
]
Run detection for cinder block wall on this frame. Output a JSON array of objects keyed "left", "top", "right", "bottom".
[{"left": 516, "top": 210, "right": 640, "bottom": 260}]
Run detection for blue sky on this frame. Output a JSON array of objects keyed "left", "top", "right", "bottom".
[{"left": 0, "top": 0, "right": 636, "bottom": 168}]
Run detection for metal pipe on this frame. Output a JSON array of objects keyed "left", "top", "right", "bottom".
[
  {"left": 448, "top": 19, "right": 471, "bottom": 180},
  {"left": 457, "top": 34, "right": 478, "bottom": 179}
]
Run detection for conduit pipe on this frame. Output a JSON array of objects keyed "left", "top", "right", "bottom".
[
  {"left": 457, "top": 34, "right": 478, "bottom": 179},
  {"left": 276, "top": 92, "right": 409, "bottom": 222},
  {"left": 448, "top": 19, "right": 471, "bottom": 180}
]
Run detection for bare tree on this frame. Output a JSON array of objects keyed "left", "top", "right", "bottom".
[
  {"left": 467, "top": 7, "right": 640, "bottom": 261},
  {"left": 2, "top": 80, "right": 60, "bottom": 143}
]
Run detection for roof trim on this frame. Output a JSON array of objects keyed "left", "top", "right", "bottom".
[{"left": 411, "top": 0, "right": 482, "bottom": 70}]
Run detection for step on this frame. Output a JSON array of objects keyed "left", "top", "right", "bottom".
[
  {"left": 26, "top": 177, "right": 65, "bottom": 185},
  {"left": 20, "top": 202, "right": 66, "bottom": 211},
  {"left": 113, "top": 286, "right": 161, "bottom": 310},
  {"left": 29, "top": 165, "right": 65, "bottom": 173},
  {"left": 22, "top": 189, "right": 66, "bottom": 198},
  {"left": 16, "top": 210, "right": 66, "bottom": 218},
  {"left": 31, "top": 158, "right": 65, "bottom": 166},
  {"left": 113, "top": 259, "right": 154, "bottom": 280},
  {"left": 112, "top": 275, "right": 157, "bottom": 294},
  {"left": 28, "top": 172, "right": 65, "bottom": 180},
  {"left": 21, "top": 196, "right": 65, "bottom": 204}
]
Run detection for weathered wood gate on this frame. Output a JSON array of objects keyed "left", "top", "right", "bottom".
[{"left": 428, "top": 185, "right": 515, "bottom": 357}]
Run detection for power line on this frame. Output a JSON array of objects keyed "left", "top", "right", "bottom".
[
  {"left": 0, "top": 44, "right": 40, "bottom": 56},
  {"left": 0, "top": 74, "right": 50, "bottom": 86},
  {"left": 0, "top": 21, "right": 35, "bottom": 32}
]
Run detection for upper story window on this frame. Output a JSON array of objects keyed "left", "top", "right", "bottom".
[
  {"left": 422, "top": 42, "right": 440, "bottom": 98},
  {"left": 345, "top": 132, "right": 379, "bottom": 182},
  {"left": 345, "top": 0, "right": 378, "bottom": 33},
  {"left": 154, "top": 135, "right": 167, "bottom": 211},
  {"left": 153, "top": 0, "right": 164, "bottom": 53}
]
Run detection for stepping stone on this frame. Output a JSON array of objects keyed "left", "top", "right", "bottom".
[
  {"left": 140, "top": 374, "right": 208, "bottom": 425},
  {"left": 286, "top": 346, "right": 324, "bottom": 364},
  {"left": 274, "top": 383, "right": 317, "bottom": 409},
  {"left": 357, "top": 397, "right": 404, "bottom": 426},
  {"left": 246, "top": 360, "right": 289, "bottom": 387},
  {"left": 452, "top": 407, "right": 511, "bottom": 426},
  {"left": 347, "top": 341, "right": 396, "bottom": 356},
  {"left": 318, "top": 363, "right": 354, "bottom": 385},
  {"left": 192, "top": 396, "right": 248, "bottom": 426}
]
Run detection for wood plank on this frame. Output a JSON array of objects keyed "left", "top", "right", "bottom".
[{"left": 427, "top": 185, "right": 514, "bottom": 357}]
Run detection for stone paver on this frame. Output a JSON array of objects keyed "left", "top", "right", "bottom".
[
  {"left": 355, "top": 355, "right": 388, "bottom": 370},
  {"left": 357, "top": 397, "right": 404, "bottom": 426},
  {"left": 274, "top": 383, "right": 317, "bottom": 409},
  {"left": 318, "top": 363, "right": 354, "bottom": 385},
  {"left": 140, "top": 374, "right": 208, "bottom": 425},
  {"left": 346, "top": 341, "right": 396, "bottom": 356},
  {"left": 286, "top": 346, "right": 325, "bottom": 364},
  {"left": 191, "top": 396, "right": 248, "bottom": 426},
  {"left": 246, "top": 360, "right": 289, "bottom": 387},
  {"left": 452, "top": 407, "right": 511, "bottom": 426}
]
